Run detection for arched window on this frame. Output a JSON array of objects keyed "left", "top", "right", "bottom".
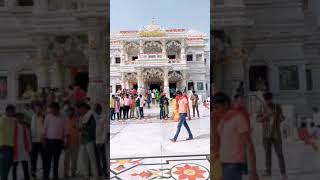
[
  {"left": 18, "top": 73, "right": 37, "bottom": 100},
  {"left": 249, "top": 65, "right": 269, "bottom": 91}
]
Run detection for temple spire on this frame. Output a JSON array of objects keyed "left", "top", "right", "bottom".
[{"left": 151, "top": 16, "right": 156, "bottom": 25}]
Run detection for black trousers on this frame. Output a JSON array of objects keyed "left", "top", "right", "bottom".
[
  {"left": 31, "top": 142, "right": 45, "bottom": 177},
  {"left": 139, "top": 107, "right": 144, "bottom": 118},
  {"left": 110, "top": 108, "right": 115, "bottom": 120},
  {"left": 119, "top": 107, "right": 125, "bottom": 119},
  {"left": 263, "top": 138, "right": 286, "bottom": 175},
  {"left": 95, "top": 144, "right": 107, "bottom": 177},
  {"left": 124, "top": 106, "right": 130, "bottom": 119},
  {"left": 12, "top": 161, "right": 30, "bottom": 180},
  {"left": 43, "top": 139, "right": 63, "bottom": 179}
]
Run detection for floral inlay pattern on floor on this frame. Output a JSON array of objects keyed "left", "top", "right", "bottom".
[{"left": 110, "top": 155, "right": 210, "bottom": 180}]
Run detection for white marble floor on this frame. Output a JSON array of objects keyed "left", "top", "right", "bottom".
[
  {"left": 110, "top": 104, "right": 211, "bottom": 158},
  {"left": 110, "top": 104, "right": 211, "bottom": 179}
]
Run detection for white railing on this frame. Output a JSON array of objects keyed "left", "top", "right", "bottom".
[
  {"left": 138, "top": 53, "right": 165, "bottom": 59},
  {"left": 168, "top": 59, "right": 181, "bottom": 63}
]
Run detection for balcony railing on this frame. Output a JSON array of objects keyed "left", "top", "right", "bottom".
[
  {"left": 124, "top": 58, "right": 181, "bottom": 65},
  {"left": 138, "top": 52, "right": 165, "bottom": 59},
  {"left": 48, "top": 0, "right": 79, "bottom": 11}
]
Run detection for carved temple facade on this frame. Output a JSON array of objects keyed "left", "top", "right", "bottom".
[
  {"left": 0, "top": 0, "right": 108, "bottom": 110},
  {"left": 213, "top": 0, "right": 320, "bottom": 118},
  {"left": 110, "top": 23, "right": 210, "bottom": 98}
]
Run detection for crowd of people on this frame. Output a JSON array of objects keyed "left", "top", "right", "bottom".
[
  {"left": 0, "top": 85, "right": 108, "bottom": 180},
  {"left": 213, "top": 91, "right": 289, "bottom": 180},
  {"left": 110, "top": 88, "right": 204, "bottom": 122}
]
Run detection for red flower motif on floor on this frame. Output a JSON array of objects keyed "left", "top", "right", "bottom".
[
  {"left": 173, "top": 164, "right": 206, "bottom": 180},
  {"left": 131, "top": 170, "right": 152, "bottom": 178}
]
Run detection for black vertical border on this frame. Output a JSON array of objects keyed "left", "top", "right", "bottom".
[
  {"left": 106, "top": 0, "right": 111, "bottom": 178},
  {"left": 210, "top": 0, "right": 214, "bottom": 179}
]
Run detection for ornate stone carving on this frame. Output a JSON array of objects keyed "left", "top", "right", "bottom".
[
  {"left": 166, "top": 40, "right": 182, "bottom": 48},
  {"left": 125, "top": 42, "right": 139, "bottom": 50},
  {"left": 138, "top": 21, "right": 166, "bottom": 37},
  {"left": 143, "top": 41, "right": 162, "bottom": 53},
  {"left": 125, "top": 73, "right": 137, "bottom": 82},
  {"left": 142, "top": 68, "right": 164, "bottom": 81},
  {"left": 169, "top": 71, "right": 183, "bottom": 82}
]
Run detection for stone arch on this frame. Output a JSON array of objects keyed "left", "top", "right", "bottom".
[
  {"left": 143, "top": 41, "right": 162, "bottom": 53},
  {"left": 125, "top": 42, "right": 139, "bottom": 61},
  {"left": 14, "top": 57, "right": 38, "bottom": 100},
  {"left": 166, "top": 40, "right": 181, "bottom": 59},
  {"left": 168, "top": 71, "right": 183, "bottom": 82},
  {"left": 142, "top": 68, "right": 164, "bottom": 82}
]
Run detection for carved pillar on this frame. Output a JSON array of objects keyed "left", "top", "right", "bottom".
[
  {"left": 120, "top": 41, "right": 125, "bottom": 65},
  {"left": 120, "top": 73, "right": 125, "bottom": 90},
  {"left": 162, "top": 39, "right": 167, "bottom": 58},
  {"left": 50, "top": 60, "right": 62, "bottom": 89},
  {"left": 112, "top": 84, "right": 116, "bottom": 94},
  {"left": 34, "top": 37, "right": 50, "bottom": 90},
  {"left": 87, "top": 21, "right": 107, "bottom": 105},
  {"left": 139, "top": 40, "right": 143, "bottom": 54},
  {"left": 64, "top": 67, "right": 72, "bottom": 88},
  {"left": 181, "top": 39, "right": 186, "bottom": 62},
  {"left": 125, "top": 80, "right": 130, "bottom": 90},
  {"left": 226, "top": 28, "right": 244, "bottom": 96},
  {"left": 163, "top": 67, "right": 169, "bottom": 97},
  {"left": 182, "top": 70, "right": 188, "bottom": 91},
  {"left": 137, "top": 68, "right": 143, "bottom": 94}
]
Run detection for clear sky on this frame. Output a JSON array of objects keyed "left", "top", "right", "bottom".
[{"left": 110, "top": 0, "right": 210, "bottom": 34}]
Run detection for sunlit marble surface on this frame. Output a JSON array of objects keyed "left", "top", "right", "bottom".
[{"left": 110, "top": 104, "right": 211, "bottom": 159}]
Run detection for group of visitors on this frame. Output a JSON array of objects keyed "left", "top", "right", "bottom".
[
  {"left": 213, "top": 91, "right": 288, "bottom": 180},
  {"left": 0, "top": 85, "right": 108, "bottom": 180},
  {"left": 110, "top": 92, "right": 145, "bottom": 120}
]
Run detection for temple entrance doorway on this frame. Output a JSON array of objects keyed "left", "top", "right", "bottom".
[
  {"left": 132, "top": 83, "right": 138, "bottom": 90},
  {"left": 74, "top": 72, "right": 89, "bottom": 91},
  {"left": 169, "top": 82, "right": 177, "bottom": 97},
  {"left": 149, "top": 83, "right": 161, "bottom": 91}
]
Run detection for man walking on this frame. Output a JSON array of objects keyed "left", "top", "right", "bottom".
[
  {"left": 170, "top": 91, "right": 193, "bottom": 142},
  {"left": 190, "top": 90, "right": 200, "bottom": 118},
  {"left": 258, "top": 92, "right": 287, "bottom": 179}
]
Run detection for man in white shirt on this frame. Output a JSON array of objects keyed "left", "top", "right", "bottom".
[
  {"left": 124, "top": 94, "right": 130, "bottom": 119},
  {"left": 151, "top": 92, "right": 155, "bottom": 105},
  {"left": 139, "top": 94, "right": 145, "bottom": 119}
]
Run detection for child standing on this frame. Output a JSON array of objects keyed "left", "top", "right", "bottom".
[
  {"left": 12, "top": 113, "right": 32, "bottom": 180},
  {"left": 63, "top": 107, "right": 80, "bottom": 179}
]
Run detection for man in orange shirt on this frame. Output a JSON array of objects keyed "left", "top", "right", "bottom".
[
  {"left": 63, "top": 107, "right": 80, "bottom": 178},
  {"left": 170, "top": 91, "right": 193, "bottom": 142}
]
